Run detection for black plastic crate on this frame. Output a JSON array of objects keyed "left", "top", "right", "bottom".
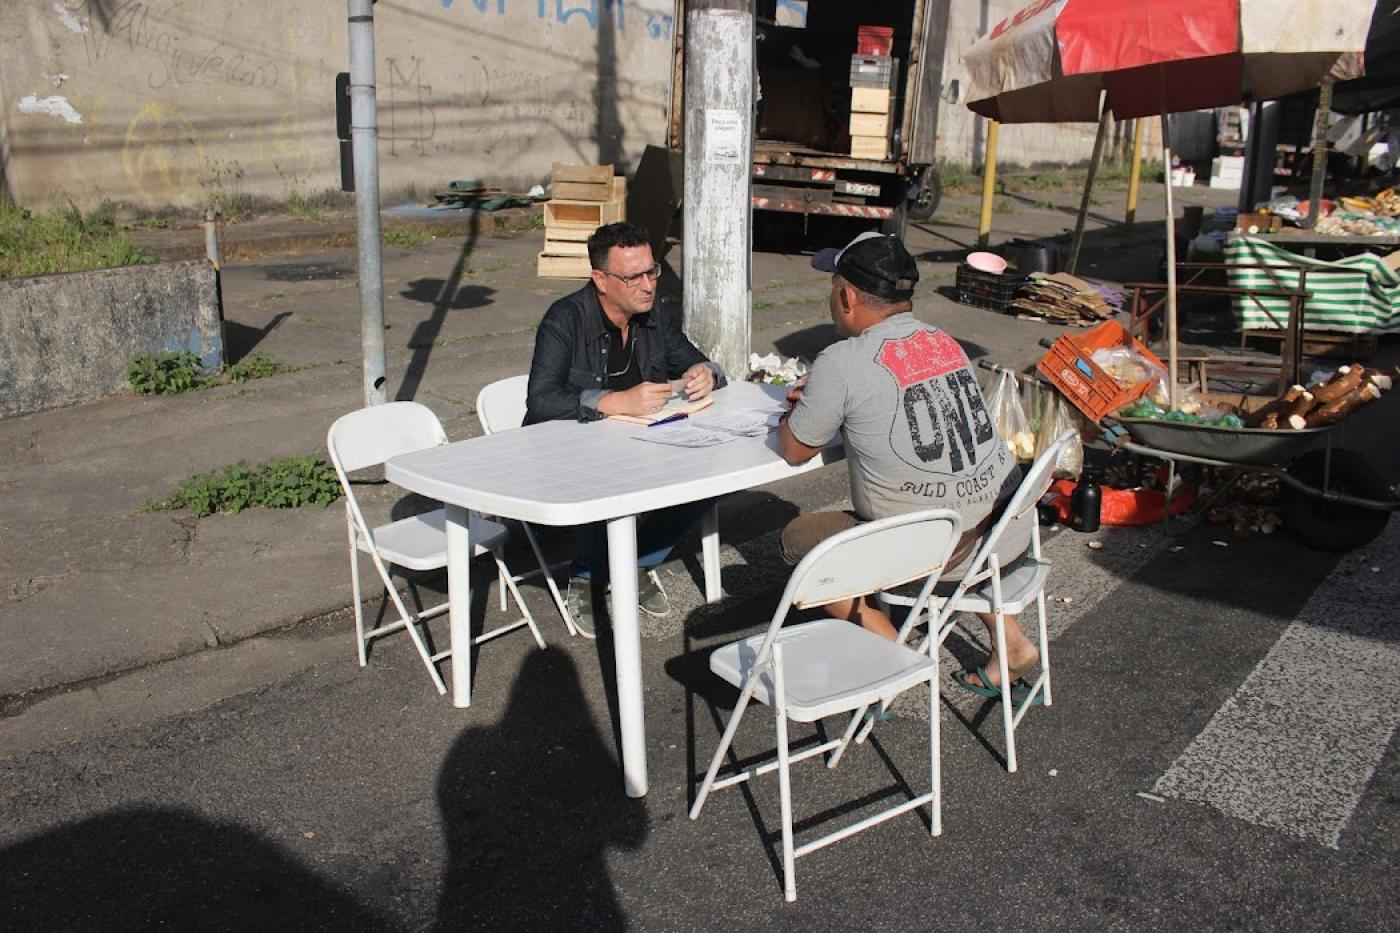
[{"left": 955, "top": 264, "right": 1025, "bottom": 312}]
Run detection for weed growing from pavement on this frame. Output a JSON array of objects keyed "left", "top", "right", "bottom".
[
  {"left": 752, "top": 299, "right": 773, "bottom": 310},
  {"left": 383, "top": 227, "right": 431, "bottom": 248},
  {"left": 148, "top": 455, "right": 340, "bottom": 517},
  {"left": 226, "top": 352, "right": 296, "bottom": 383},
  {"left": 128, "top": 351, "right": 296, "bottom": 395},
  {"left": 128, "top": 216, "right": 169, "bottom": 229},
  {"left": 0, "top": 203, "right": 154, "bottom": 278},
  {"left": 127, "top": 352, "right": 210, "bottom": 395},
  {"left": 938, "top": 159, "right": 977, "bottom": 194}
]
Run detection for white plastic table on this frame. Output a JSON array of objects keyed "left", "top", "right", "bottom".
[{"left": 385, "top": 381, "right": 841, "bottom": 797}]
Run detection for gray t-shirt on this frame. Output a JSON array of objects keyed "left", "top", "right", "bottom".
[{"left": 787, "top": 313, "right": 1015, "bottom": 525}]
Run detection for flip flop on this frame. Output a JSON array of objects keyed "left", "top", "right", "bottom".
[
  {"left": 952, "top": 666, "right": 1004, "bottom": 700},
  {"left": 1010, "top": 678, "right": 1046, "bottom": 707}
]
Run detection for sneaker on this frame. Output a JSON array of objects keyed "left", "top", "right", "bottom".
[
  {"left": 637, "top": 569, "right": 671, "bottom": 617},
  {"left": 565, "top": 576, "right": 597, "bottom": 639}
]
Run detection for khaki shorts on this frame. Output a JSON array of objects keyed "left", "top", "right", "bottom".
[{"left": 779, "top": 506, "right": 1034, "bottom": 582}]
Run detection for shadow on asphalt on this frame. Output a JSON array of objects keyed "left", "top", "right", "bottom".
[
  {"left": 0, "top": 808, "right": 398, "bottom": 930},
  {"left": 433, "top": 649, "right": 647, "bottom": 930},
  {"left": 397, "top": 208, "right": 484, "bottom": 402},
  {"left": 224, "top": 310, "right": 291, "bottom": 363}
]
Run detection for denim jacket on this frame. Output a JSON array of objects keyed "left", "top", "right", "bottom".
[{"left": 523, "top": 284, "right": 727, "bottom": 425}]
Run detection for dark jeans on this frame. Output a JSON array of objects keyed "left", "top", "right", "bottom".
[{"left": 572, "top": 499, "right": 714, "bottom": 583}]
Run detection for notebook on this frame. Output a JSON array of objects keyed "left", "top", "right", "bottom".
[{"left": 609, "top": 395, "right": 715, "bottom": 425}]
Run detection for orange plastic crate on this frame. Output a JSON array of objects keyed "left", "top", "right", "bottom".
[{"left": 1036, "top": 320, "right": 1165, "bottom": 423}]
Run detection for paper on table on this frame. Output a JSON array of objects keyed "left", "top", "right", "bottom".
[
  {"left": 689, "top": 407, "right": 781, "bottom": 437},
  {"left": 631, "top": 424, "right": 739, "bottom": 448}
]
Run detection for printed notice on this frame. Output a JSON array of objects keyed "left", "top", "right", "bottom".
[{"left": 705, "top": 109, "right": 743, "bottom": 165}]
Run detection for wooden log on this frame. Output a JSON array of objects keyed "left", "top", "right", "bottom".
[
  {"left": 1309, "top": 364, "right": 1365, "bottom": 404},
  {"left": 1246, "top": 384, "right": 1306, "bottom": 428},
  {"left": 1304, "top": 383, "right": 1383, "bottom": 427}
]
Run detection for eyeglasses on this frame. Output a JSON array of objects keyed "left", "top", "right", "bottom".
[{"left": 598, "top": 264, "right": 662, "bottom": 288}]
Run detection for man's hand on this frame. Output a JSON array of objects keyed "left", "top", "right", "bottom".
[
  {"left": 598, "top": 381, "right": 673, "bottom": 417},
  {"left": 678, "top": 363, "right": 716, "bottom": 400},
  {"left": 785, "top": 376, "right": 808, "bottom": 410}
]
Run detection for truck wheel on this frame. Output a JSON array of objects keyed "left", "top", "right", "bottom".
[
  {"left": 907, "top": 168, "right": 941, "bottom": 222},
  {"left": 1280, "top": 449, "right": 1392, "bottom": 552},
  {"left": 880, "top": 198, "right": 908, "bottom": 238}
]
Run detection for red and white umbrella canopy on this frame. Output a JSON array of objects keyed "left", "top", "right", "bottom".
[{"left": 966, "top": 0, "right": 1374, "bottom": 124}]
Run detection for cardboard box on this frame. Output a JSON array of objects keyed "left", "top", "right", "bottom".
[
  {"left": 849, "top": 135, "right": 888, "bottom": 160},
  {"left": 849, "top": 111, "right": 891, "bottom": 138},
  {"left": 850, "top": 87, "right": 891, "bottom": 114}
]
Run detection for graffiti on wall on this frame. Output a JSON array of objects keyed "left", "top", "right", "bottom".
[
  {"left": 72, "top": 0, "right": 281, "bottom": 90},
  {"left": 437, "top": 0, "right": 674, "bottom": 40},
  {"left": 384, "top": 57, "right": 437, "bottom": 157}
]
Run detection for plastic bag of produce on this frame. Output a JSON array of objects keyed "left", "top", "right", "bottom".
[
  {"left": 988, "top": 369, "right": 1035, "bottom": 461},
  {"left": 1036, "top": 393, "right": 1084, "bottom": 478}
]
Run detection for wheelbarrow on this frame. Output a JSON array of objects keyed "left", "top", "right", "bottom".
[{"left": 1109, "top": 416, "right": 1398, "bottom": 551}]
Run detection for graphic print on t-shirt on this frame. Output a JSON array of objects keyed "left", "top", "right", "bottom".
[{"left": 876, "top": 329, "right": 1002, "bottom": 505}]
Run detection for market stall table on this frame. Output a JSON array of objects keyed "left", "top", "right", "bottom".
[{"left": 385, "top": 381, "right": 843, "bottom": 798}]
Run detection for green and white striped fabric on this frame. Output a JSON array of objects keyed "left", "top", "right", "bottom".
[{"left": 1224, "top": 236, "right": 1400, "bottom": 335}]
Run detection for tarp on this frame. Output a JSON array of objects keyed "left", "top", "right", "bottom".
[
  {"left": 966, "top": 0, "right": 1374, "bottom": 123},
  {"left": 1225, "top": 236, "right": 1400, "bottom": 335}
]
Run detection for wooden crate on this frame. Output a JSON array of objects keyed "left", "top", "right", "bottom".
[
  {"left": 543, "top": 225, "right": 594, "bottom": 242},
  {"left": 537, "top": 251, "right": 593, "bottom": 279},
  {"left": 850, "top": 87, "right": 891, "bottom": 114},
  {"left": 542, "top": 239, "right": 589, "bottom": 257},
  {"left": 544, "top": 198, "right": 624, "bottom": 229},
  {"left": 849, "top": 135, "right": 888, "bottom": 159},
  {"left": 849, "top": 111, "right": 890, "bottom": 138},
  {"left": 551, "top": 163, "right": 615, "bottom": 202}
]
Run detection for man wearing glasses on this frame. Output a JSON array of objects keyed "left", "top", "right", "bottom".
[{"left": 525, "top": 221, "right": 727, "bottom": 633}]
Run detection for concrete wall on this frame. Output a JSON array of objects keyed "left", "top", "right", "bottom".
[
  {"left": 937, "top": 0, "right": 1112, "bottom": 168},
  {"left": 1, "top": 0, "right": 677, "bottom": 211},
  {"left": 0, "top": 259, "right": 222, "bottom": 418},
  {"left": 0, "top": 0, "right": 1145, "bottom": 213}
]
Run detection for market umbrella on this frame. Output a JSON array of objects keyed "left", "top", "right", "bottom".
[{"left": 964, "top": 0, "right": 1375, "bottom": 405}]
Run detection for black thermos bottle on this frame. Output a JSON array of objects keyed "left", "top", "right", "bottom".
[{"left": 1070, "top": 474, "right": 1102, "bottom": 533}]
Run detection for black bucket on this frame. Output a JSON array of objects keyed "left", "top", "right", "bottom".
[{"left": 1013, "top": 239, "right": 1058, "bottom": 274}]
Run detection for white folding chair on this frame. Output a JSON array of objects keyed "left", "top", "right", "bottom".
[
  {"left": 872, "top": 429, "right": 1078, "bottom": 774},
  {"left": 327, "top": 401, "right": 545, "bottom": 695},
  {"left": 475, "top": 375, "right": 581, "bottom": 637},
  {"left": 689, "top": 509, "right": 963, "bottom": 902}
]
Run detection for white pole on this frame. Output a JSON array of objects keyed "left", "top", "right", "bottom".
[
  {"left": 1161, "top": 113, "right": 1178, "bottom": 411},
  {"left": 348, "top": 0, "right": 387, "bottom": 406},
  {"left": 683, "top": 0, "right": 754, "bottom": 380}
]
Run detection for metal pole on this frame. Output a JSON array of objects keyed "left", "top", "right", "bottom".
[
  {"left": 348, "top": 0, "right": 387, "bottom": 406},
  {"left": 1161, "top": 113, "right": 1179, "bottom": 412},
  {"left": 203, "top": 207, "right": 222, "bottom": 271},
  {"left": 1305, "top": 78, "right": 1333, "bottom": 231},
  {"left": 977, "top": 119, "right": 999, "bottom": 249},
  {"left": 1068, "top": 99, "right": 1110, "bottom": 274},
  {"left": 683, "top": 0, "right": 753, "bottom": 381},
  {"left": 1125, "top": 118, "right": 1143, "bottom": 227}
]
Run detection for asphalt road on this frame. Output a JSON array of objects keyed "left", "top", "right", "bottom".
[
  {"left": 3, "top": 496, "right": 1396, "bottom": 931},
  {"left": 3, "top": 187, "right": 1398, "bottom": 929}
]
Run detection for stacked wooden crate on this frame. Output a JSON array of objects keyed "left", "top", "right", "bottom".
[
  {"left": 849, "top": 49, "right": 894, "bottom": 160},
  {"left": 538, "top": 163, "right": 626, "bottom": 279}
]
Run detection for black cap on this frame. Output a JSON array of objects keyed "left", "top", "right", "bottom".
[{"left": 811, "top": 232, "right": 919, "bottom": 300}]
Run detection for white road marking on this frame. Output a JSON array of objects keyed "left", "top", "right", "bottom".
[{"left": 1154, "top": 523, "right": 1400, "bottom": 848}]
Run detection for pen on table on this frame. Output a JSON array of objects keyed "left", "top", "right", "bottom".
[{"left": 648, "top": 413, "right": 688, "bottom": 428}]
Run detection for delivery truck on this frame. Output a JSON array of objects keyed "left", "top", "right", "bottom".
[{"left": 667, "top": 0, "right": 950, "bottom": 239}]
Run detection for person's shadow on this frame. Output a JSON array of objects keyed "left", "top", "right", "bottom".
[
  {"left": 433, "top": 649, "right": 648, "bottom": 930},
  {"left": 0, "top": 808, "right": 396, "bottom": 930}
]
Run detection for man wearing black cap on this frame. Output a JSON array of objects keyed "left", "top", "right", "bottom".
[{"left": 776, "top": 232, "right": 1041, "bottom": 700}]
